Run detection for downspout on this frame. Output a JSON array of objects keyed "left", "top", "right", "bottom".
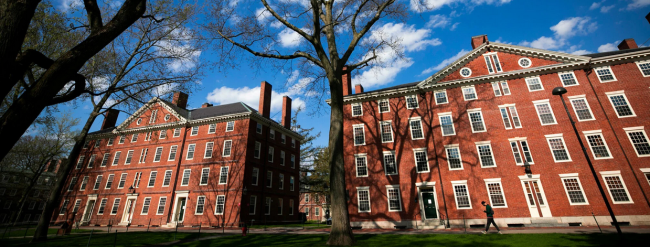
[
  {"left": 429, "top": 93, "right": 450, "bottom": 228},
  {"left": 166, "top": 124, "right": 190, "bottom": 224}
]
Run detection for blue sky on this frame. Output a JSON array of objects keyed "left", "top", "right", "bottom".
[{"left": 55, "top": 0, "right": 650, "bottom": 148}]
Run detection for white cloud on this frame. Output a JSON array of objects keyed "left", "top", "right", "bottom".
[
  {"left": 600, "top": 5, "right": 615, "bottom": 12},
  {"left": 570, "top": 50, "right": 592, "bottom": 55},
  {"left": 278, "top": 28, "right": 304, "bottom": 48},
  {"left": 368, "top": 23, "right": 442, "bottom": 52},
  {"left": 256, "top": 7, "right": 272, "bottom": 23},
  {"left": 598, "top": 41, "right": 619, "bottom": 52},
  {"left": 206, "top": 86, "right": 306, "bottom": 113},
  {"left": 627, "top": 0, "right": 650, "bottom": 10},
  {"left": 420, "top": 49, "right": 469, "bottom": 75},
  {"left": 354, "top": 59, "right": 415, "bottom": 88},
  {"left": 411, "top": 0, "right": 511, "bottom": 12},
  {"left": 426, "top": 15, "right": 451, "bottom": 29},
  {"left": 59, "top": 0, "right": 82, "bottom": 12},
  {"left": 156, "top": 28, "right": 202, "bottom": 72},
  {"left": 519, "top": 36, "right": 564, "bottom": 50},
  {"left": 590, "top": 1, "right": 605, "bottom": 10},
  {"left": 550, "top": 17, "right": 597, "bottom": 38}
]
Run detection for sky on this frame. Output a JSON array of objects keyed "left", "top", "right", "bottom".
[{"left": 54, "top": 0, "right": 650, "bottom": 148}]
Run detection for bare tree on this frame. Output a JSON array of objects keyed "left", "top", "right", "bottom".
[{"left": 205, "top": 1, "right": 419, "bottom": 244}]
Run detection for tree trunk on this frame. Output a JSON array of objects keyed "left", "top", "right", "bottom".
[{"left": 326, "top": 75, "right": 355, "bottom": 246}]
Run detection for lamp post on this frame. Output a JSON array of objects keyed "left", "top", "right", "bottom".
[
  {"left": 552, "top": 87, "right": 623, "bottom": 239},
  {"left": 127, "top": 186, "right": 135, "bottom": 226},
  {"left": 523, "top": 162, "right": 532, "bottom": 178}
]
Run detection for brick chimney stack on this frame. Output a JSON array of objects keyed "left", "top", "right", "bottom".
[
  {"left": 201, "top": 103, "right": 213, "bottom": 108},
  {"left": 259, "top": 81, "right": 272, "bottom": 118},
  {"left": 172, "top": 92, "right": 188, "bottom": 109},
  {"left": 342, "top": 66, "right": 352, "bottom": 96},
  {"left": 355, "top": 84, "right": 364, "bottom": 94},
  {"left": 618, "top": 39, "right": 638, "bottom": 50},
  {"left": 281, "top": 96, "right": 292, "bottom": 129},
  {"left": 471, "top": 34, "right": 488, "bottom": 49},
  {"left": 101, "top": 109, "right": 119, "bottom": 130}
]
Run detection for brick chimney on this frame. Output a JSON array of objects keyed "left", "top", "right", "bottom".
[
  {"left": 259, "top": 81, "right": 272, "bottom": 118},
  {"left": 281, "top": 96, "right": 292, "bottom": 128},
  {"left": 201, "top": 103, "right": 213, "bottom": 108},
  {"left": 342, "top": 66, "right": 352, "bottom": 96},
  {"left": 471, "top": 34, "right": 488, "bottom": 49},
  {"left": 172, "top": 92, "right": 188, "bottom": 109},
  {"left": 618, "top": 39, "right": 638, "bottom": 50},
  {"left": 101, "top": 109, "right": 119, "bottom": 130},
  {"left": 355, "top": 84, "right": 364, "bottom": 94}
]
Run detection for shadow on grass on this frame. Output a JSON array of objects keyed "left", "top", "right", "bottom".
[{"left": 4, "top": 231, "right": 209, "bottom": 247}]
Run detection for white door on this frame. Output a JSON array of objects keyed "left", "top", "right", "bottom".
[
  {"left": 521, "top": 180, "right": 552, "bottom": 218},
  {"left": 82, "top": 200, "right": 96, "bottom": 223},
  {"left": 121, "top": 199, "right": 135, "bottom": 223}
]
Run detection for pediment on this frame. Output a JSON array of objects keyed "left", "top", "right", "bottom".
[{"left": 115, "top": 98, "right": 187, "bottom": 131}]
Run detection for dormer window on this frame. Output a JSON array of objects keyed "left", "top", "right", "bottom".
[{"left": 484, "top": 53, "right": 503, "bottom": 74}]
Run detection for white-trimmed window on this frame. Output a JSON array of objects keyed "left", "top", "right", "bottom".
[
  {"left": 545, "top": 134, "right": 572, "bottom": 162},
  {"left": 405, "top": 95, "right": 419, "bottom": 109},
  {"left": 149, "top": 110, "right": 158, "bottom": 123},
  {"left": 476, "top": 142, "right": 496, "bottom": 168},
  {"left": 138, "top": 148, "right": 148, "bottom": 163},
  {"left": 281, "top": 134, "right": 286, "bottom": 144},
  {"left": 290, "top": 176, "right": 295, "bottom": 191},
  {"left": 383, "top": 151, "right": 398, "bottom": 175},
  {"left": 438, "top": 113, "right": 455, "bottom": 136},
  {"left": 518, "top": 58, "right": 531, "bottom": 68},
  {"left": 215, "top": 195, "right": 226, "bottom": 215},
  {"left": 386, "top": 185, "right": 402, "bottom": 212},
  {"left": 252, "top": 167, "right": 259, "bottom": 186},
  {"left": 200, "top": 168, "right": 209, "bottom": 185},
  {"left": 208, "top": 123, "right": 216, "bottom": 134},
  {"left": 195, "top": 196, "right": 205, "bottom": 215},
  {"left": 79, "top": 176, "right": 89, "bottom": 191},
  {"left": 500, "top": 81, "right": 511, "bottom": 95},
  {"left": 378, "top": 99, "right": 390, "bottom": 113},
  {"left": 600, "top": 171, "right": 633, "bottom": 204},
  {"left": 144, "top": 131, "right": 152, "bottom": 141},
  {"left": 559, "top": 71, "right": 579, "bottom": 86},
  {"left": 491, "top": 82, "right": 504, "bottom": 96},
  {"left": 87, "top": 154, "right": 96, "bottom": 168},
  {"left": 460, "top": 67, "right": 472, "bottom": 77},
  {"left": 110, "top": 198, "right": 121, "bottom": 215},
  {"left": 624, "top": 127, "right": 650, "bottom": 157},
  {"left": 357, "top": 187, "right": 371, "bottom": 213},
  {"left": 222, "top": 140, "right": 232, "bottom": 157},
  {"left": 76, "top": 156, "right": 85, "bottom": 169},
  {"left": 559, "top": 174, "right": 589, "bottom": 205},
  {"left": 256, "top": 123, "right": 263, "bottom": 134},
  {"left": 351, "top": 103, "right": 363, "bottom": 117},
  {"left": 484, "top": 179, "right": 507, "bottom": 208},
  {"left": 118, "top": 135, "right": 126, "bottom": 144},
  {"left": 97, "top": 199, "right": 107, "bottom": 215},
  {"left": 173, "top": 128, "right": 181, "bottom": 137},
  {"left": 379, "top": 121, "right": 394, "bottom": 143},
  {"left": 452, "top": 181, "right": 471, "bottom": 209},
  {"left": 181, "top": 169, "right": 191, "bottom": 186},
  {"left": 462, "top": 86, "right": 477, "bottom": 101},
  {"left": 131, "top": 133, "right": 139, "bottom": 142},
  {"left": 191, "top": 126, "right": 199, "bottom": 136},
  {"left": 168, "top": 145, "right": 178, "bottom": 161},
  {"left": 268, "top": 146, "right": 274, "bottom": 162},
  {"left": 117, "top": 173, "right": 127, "bottom": 189},
  {"left": 468, "top": 109, "right": 486, "bottom": 133},
  {"left": 254, "top": 142, "right": 261, "bottom": 159},
  {"left": 186, "top": 144, "right": 195, "bottom": 160},
  {"left": 148, "top": 171, "right": 157, "bottom": 187},
  {"left": 105, "top": 174, "right": 114, "bottom": 189},
  {"left": 112, "top": 151, "right": 121, "bottom": 166},
  {"left": 291, "top": 139, "right": 296, "bottom": 148},
  {"left": 100, "top": 153, "right": 110, "bottom": 167},
  {"left": 445, "top": 144, "right": 462, "bottom": 170},
  {"left": 606, "top": 91, "right": 635, "bottom": 118},
  {"left": 157, "top": 197, "right": 167, "bottom": 215},
  {"left": 67, "top": 177, "right": 77, "bottom": 191},
  {"left": 498, "top": 104, "right": 522, "bottom": 129},
  {"left": 163, "top": 170, "right": 172, "bottom": 187},
  {"left": 534, "top": 100, "right": 557, "bottom": 125},
  {"left": 159, "top": 130, "right": 167, "bottom": 139},
  {"left": 353, "top": 124, "right": 365, "bottom": 146},
  {"left": 226, "top": 121, "right": 235, "bottom": 132},
  {"left": 595, "top": 66, "right": 617, "bottom": 82},
  {"left": 59, "top": 200, "right": 69, "bottom": 215},
  {"left": 270, "top": 129, "right": 275, "bottom": 139},
  {"left": 153, "top": 147, "right": 163, "bottom": 162},
  {"left": 203, "top": 142, "right": 214, "bottom": 158},
  {"left": 414, "top": 148, "right": 430, "bottom": 173},
  {"left": 219, "top": 166, "right": 229, "bottom": 184},
  {"left": 291, "top": 154, "right": 296, "bottom": 169},
  {"left": 509, "top": 138, "right": 534, "bottom": 165},
  {"left": 249, "top": 196, "right": 257, "bottom": 215},
  {"left": 266, "top": 171, "right": 272, "bottom": 188},
  {"left": 409, "top": 117, "right": 425, "bottom": 140},
  {"left": 141, "top": 197, "right": 152, "bottom": 215},
  {"left": 435, "top": 90, "right": 448, "bottom": 104},
  {"left": 484, "top": 53, "right": 503, "bottom": 73},
  {"left": 583, "top": 130, "right": 613, "bottom": 159},
  {"left": 635, "top": 60, "right": 650, "bottom": 77},
  {"left": 355, "top": 154, "right": 368, "bottom": 177},
  {"left": 107, "top": 137, "right": 114, "bottom": 146},
  {"left": 568, "top": 95, "right": 595, "bottom": 121},
  {"left": 93, "top": 175, "right": 103, "bottom": 190},
  {"left": 525, "top": 77, "right": 544, "bottom": 91}
]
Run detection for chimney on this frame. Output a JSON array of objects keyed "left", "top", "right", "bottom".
[
  {"left": 342, "top": 66, "right": 352, "bottom": 96},
  {"left": 172, "top": 92, "right": 188, "bottom": 109},
  {"left": 618, "top": 39, "right": 638, "bottom": 50},
  {"left": 355, "top": 84, "right": 364, "bottom": 94},
  {"left": 201, "top": 103, "right": 213, "bottom": 108},
  {"left": 471, "top": 34, "right": 488, "bottom": 49},
  {"left": 281, "top": 96, "right": 292, "bottom": 128},
  {"left": 259, "top": 81, "right": 272, "bottom": 118},
  {"left": 101, "top": 109, "right": 119, "bottom": 130}
]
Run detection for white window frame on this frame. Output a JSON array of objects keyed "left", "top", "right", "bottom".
[
  {"left": 97, "top": 198, "right": 107, "bottom": 215},
  {"left": 491, "top": 82, "right": 503, "bottom": 97},
  {"left": 266, "top": 171, "right": 272, "bottom": 188},
  {"left": 476, "top": 141, "right": 497, "bottom": 168},
  {"left": 533, "top": 99, "right": 557, "bottom": 126},
  {"left": 254, "top": 141, "right": 261, "bottom": 159},
  {"left": 226, "top": 121, "right": 235, "bottom": 132},
  {"left": 357, "top": 186, "right": 371, "bottom": 213},
  {"left": 353, "top": 124, "right": 366, "bottom": 146},
  {"left": 497, "top": 104, "right": 522, "bottom": 129},
  {"left": 159, "top": 130, "right": 166, "bottom": 139},
  {"left": 204, "top": 142, "right": 214, "bottom": 159},
  {"left": 105, "top": 174, "right": 114, "bottom": 189},
  {"left": 605, "top": 91, "right": 636, "bottom": 118},
  {"left": 249, "top": 195, "right": 257, "bottom": 215},
  {"left": 500, "top": 81, "right": 511, "bottom": 95},
  {"left": 222, "top": 140, "right": 232, "bottom": 157},
  {"left": 195, "top": 196, "right": 206, "bottom": 215},
  {"left": 451, "top": 180, "right": 472, "bottom": 209},
  {"left": 268, "top": 146, "right": 274, "bottom": 162},
  {"left": 117, "top": 173, "right": 127, "bottom": 189},
  {"left": 93, "top": 175, "right": 103, "bottom": 190},
  {"left": 181, "top": 169, "right": 191, "bottom": 186},
  {"left": 168, "top": 145, "right": 178, "bottom": 161},
  {"left": 525, "top": 76, "right": 544, "bottom": 92},
  {"left": 200, "top": 168, "right": 209, "bottom": 186},
  {"left": 445, "top": 144, "right": 463, "bottom": 170},
  {"left": 270, "top": 129, "right": 275, "bottom": 139},
  {"left": 153, "top": 147, "right": 163, "bottom": 162},
  {"left": 559, "top": 173, "right": 589, "bottom": 205},
  {"left": 382, "top": 151, "right": 398, "bottom": 176},
  {"left": 409, "top": 117, "right": 425, "bottom": 140},
  {"left": 623, "top": 126, "right": 650, "bottom": 157},
  {"left": 141, "top": 197, "right": 152, "bottom": 215},
  {"left": 112, "top": 151, "right": 121, "bottom": 166},
  {"left": 148, "top": 171, "right": 157, "bottom": 188},
  {"left": 483, "top": 52, "right": 503, "bottom": 73},
  {"left": 186, "top": 144, "right": 196, "bottom": 160},
  {"left": 600, "top": 171, "right": 633, "bottom": 204},
  {"left": 386, "top": 185, "right": 402, "bottom": 212},
  {"left": 110, "top": 198, "right": 120, "bottom": 215},
  {"left": 462, "top": 85, "right": 477, "bottom": 101},
  {"left": 594, "top": 66, "right": 617, "bottom": 83},
  {"left": 438, "top": 112, "right": 456, "bottom": 136},
  {"left": 79, "top": 176, "right": 89, "bottom": 191},
  {"left": 434, "top": 90, "right": 448, "bottom": 105},
  {"left": 157, "top": 197, "right": 167, "bottom": 215},
  {"left": 100, "top": 153, "right": 110, "bottom": 167},
  {"left": 379, "top": 120, "right": 394, "bottom": 143},
  {"left": 405, "top": 95, "right": 419, "bottom": 109},
  {"left": 484, "top": 178, "right": 508, "bottom": 208},
  {"left": 256, "top": 123, "right": 263, "bottom": 134},
  {"left": 208, "top": 123, "right": 216, "bottom": 134},
  {"left": 635, "top": 60, "right": 650, "bottom": 77},
  {"left": 252, "top": 167, "right": 259, "bottom": 186},
  {"left": 219, "top": 166, "right": 229, "bottom": 185},
  {"left": 354, "top": 154, "right": 368, "bottom": 177},
  {"left": 215, "top": 195, "right": 226, "bottom": 215},
  {"left": 568, "top": 95, "right": 596, "bottom": 122},
  {"left": 413, "top": 148, "right": 430, "bottom": 173},
  {"left": 545, "top": 133, "right": 573, "bottom": 163},
  {"left": 583, "top": 130, "right": 613, "bottom": 160},
  {"left": 377, "top": 99, "right": 390, "bottom": 113},
  {"left": 173, "top": 128, "right": 181, "bottom": 137},
  {"left": 467, "top": 108, "right": 487, "bottom": 133},
  {"left": 508, "top": 137, "right": 534, "bottom": 165},
  {"left": 190, "top": 126, "right": 199, "bottom": 136},
  {"left": 558, "top": 71, "right": 579, "bottom": 87},
  {"left": 162, "top": 170, "right": 172, "bottom": 187}
]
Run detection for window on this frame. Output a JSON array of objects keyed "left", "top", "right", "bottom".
[
  {"left": 353, "top": 124, "right": 365, "bottom": 146},
  {"left": 280, "top": 151, "right": 285, "bottom": 166},
  {"left": 204, "top": 142, "right": 214, "bottom": 158},
  {"left": 117, "top": 173, "right": 127, "bottom": 189},
  {"left": 83, "top": 141, "right": 89, "bottom": 149},
  {"left": 595, "top": 66, "right": 617, "bottom": 82},
  {"left": 305, "top": 194, "right": 309, "bottom": 202},
  {"left": 289, "top": 199, "right": 294, "bottom": 215},
  {"left": 226, "top": 121, "right": 235, "bottom": 131},
  {"left": 460, "top": 67, "right": 472, "bottom": 77},
  {"left": 414, "top": 148, "right": 430, "bottom": 173},
  {"left": 534, "top": 100, "right": 557, "bottom": 125},
  {"left": 163, "top": 170, "right": 172, "bottom": 187},
  {"left": 636, "top": 60, "right": 650, "bottom": 76},
  {"left": 281, "top": 134, "right": 286, "bottom": 144},
  {"left": 525, "top": 77, "right": 544, "bottom": 91},
  {"left": 252, "top": 168, "right": 259, "bottom": 186},
  {"left": 107, "top": 137, "right": 114, "bottom": 146},
  {"left": 624, "top": 127, "right": 650, "bottom": 157},
  {"left": 606, "top": 91, "right": 635, "bottom": 118},
  {"left": 173, "top": 128, "right": 181, "bottom": 137},
  {"left": 256, "top": 123, "right": 263, "bottom": 134},
  {"left": 305, "top": 208, "right": 309, "bottom": 216},
  {"left": 409, "top": 118, "right": 424, "bottom": 140},
  {"left": 144, "top": 131, "right": 152, "bottom": 141},
  {"left": 379, "top": 121, "right": 394, "bottom": 143},
  {"left": 208, "top": 123, "right": 216, "bottom": 134},
  {"left": 219, "top": 167, "right": 229, "bottom": 184},
  {"left": 559, "top": 71, "right": 579, "bottom": 86},
  {"left": 111, "top": 198, "right": 121, "bottom": 215},
  {"left": 154, "top": 147, "right": 163, "bottom": 162},
  {"left": 383, "top": 151, "right": 398, "bottom": 175},
  {"left": 157, "top": 197, "right": 167, "bottom": 215},
  {"left": 249, "top": 196, "right": 257, "bottom": 215},
  {"left": 71, "top": 199, "right": 81, "bottom": 213},
  {"left": 195, "top": 196, "right": 205, "bottom": 214},
  {"left": 583, "top": 130, "right": 612, "bottom": 159},
  {"left": 484, "top": 53, "right": 503, "bottom": 73},
  {"left": 462, "top": 86, "right": 477, "bottom": 101},
  {"left": 168, "top": 145, "right": 178, "bottom": 161},
  {"left": 405, "top": 95, "right": 419, "bottom": 109},
  {"left": 222, "top": 140, "right": 232, "bottom": 157},
  {"left": 290, "top": 176, "right": 295, "bottom": 191},
  {"left": 600, "top": 171, "right": 633, "bottom": 204},
  {"left": 378, "top": 99, "right": 390, "bottom": 113},
  {"left": 149, "top": 110, "right": 158, "bottom": 123},
  {"left": 87, "top": 155, "right": 97, "bottom": 169},
  {"left": 351, "top": 103, "right": 363, "bottom": 116},
  {"left": 254, "top": 142, "right": 261, "bottom": 159},
  {"left": 357, "top": 187, "right": 371, "bottom": 212},
  {"left": 491, "top": 82, "right": 503, "bottom": 96},
  {"left": 67, "top": 177, "right": 77, "bottom": 191},
  {"left": 384, "top": 185, "right": 402, "bottom": 212},
  {"left": 148, "top": 171, "right": 157, "bottom": 187},
  {"left": 266, "top": 171, "right": 273, "bottom": 188},
  {"left": 568, "top": 96, "right": 595, "bottom": 121},
  {"left": 198, "top": 168, "right": 209, "bottom": 185},
  {"left": 518, "top": 58, "right": 531, "bottom": 68},
  {"left": 215, "top": 195, "right": 225, "bottom": 215},
  {"left": 468, "top": 109, "right": 486, "bottom": 133},
  {"left": 292, "top": 139, "right": 296, "bottom": 148},
  {"left": 138, "top": 148, "right": 148, "bottom": 163},
  {"left": 559, "top": 174, "right": 588, "bottom": 205},
  {"left": 438, "top": 113, "right": 455, "bottom": 136},
  {"left": 545, "top": 134, "right": 572, "bottom": 162},
  {"left": 452, "top": 181, "right": 471, "bottom": 209},
  {"left": 105, "top": 174, "right": 114, "bottom": 189},
  {"left": 355, "top": 154, "right": 368, "bottom": 177},
  {"left": 93, "top": 175, "right": 103, "bottom": 190},
  {"left": 278, "top": 174, "right": 284, "bottom": 190},
  {"left": 291, "top": 154, "right": 296, "bottom": 168},
  {"left": 445, "top": 144, "right": 462, "bottom": 170},
  {"left": 131, "top": 133, "right": 139, "bottom": 142},
  {"left": 124, "top": 150, "right": 134, "bottom": 165},
  {"left": 159, "top": 130, "right": 167, "bottom": 139},
  {"left": 97, "top": 199, "right": 107, "bottom": 215},
  {"left": 181, "top": 169, "right": 190, "bottom": 186},
  {"left": 509, "top": 138, "right": 534, "bottom": 165},
  {"left": 100, "top": 153, "right": 110, "bottom": 167},
  {"left": 59, "top": 200, "right": 69, "bottom": 215},
  {"left": 476, "top": 142, "right": 496, "bottom": 167},
  {"left": 141, "top": 197, "right": 152, "bottom": 214},
  {"left": 435, "top": 90, "right": 448, "bottom": 104},
  {"left": 191, "top": 126, "right": 199, "bottom": 136},
  {"left": 119, "top": 135, "right": 126, "bottom": 144},
  {"left": 186, "top": 144, "right": 196, "bottom": 160},
  {"left": 76, "top": 156, "right": 85, "bottom": 169},
  {"left": 265, "top": 197, "right": 271, "bottom": 215},
  {"left": 500, "top": 81, "right": 511, "bottom": 95},
  {"left": 268, "top": 146, "right": 274, "bottom": 162},
  {"left": 94, "top": 140, "right": 100, "bottom": 148},
  {"left": 485, "top": 179, "right": 507, "bottom": 207},
  {"left": 270, "top": 129, "right": 275, "bottom": 139}
]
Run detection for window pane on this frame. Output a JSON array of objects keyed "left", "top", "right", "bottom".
[
  {"left": 526, "top": 78, "right": 543, "bottom": 91},
  {"left": 415, "top": 151, "right": 429, "bottom": 172},
  {"left": 548, "top": 138, "right": 570, "bottom": 161},
  {"left": 440, "top": 116, "right": 455, "bottom": 135},
  {"left": 609, "top": 95, "right": 633, "bottom": 117},
  {"left": 454, "top": 185, "right": 470, "bottom": 208},
  {"left": 446, "top": 147, "right": 462, "bottom": 169},
  {"left": 586, "top": 134, "right": 611, "bottom": 158},
  {"left": 463, "top": 87, "right": 477, "bottom": 100},
  {"left": 410, "top": 120, "right": 424, "bottom": 139},
  {"left": 356, "top": 157, "right": 367, "bottom": 176},
  {"left": 571, "top": 99, "right": 594, "bottom": 120},
  {"left": 639, "top": 63, "right": 650, "bottom": 76},
  {"left": 435, "top": 91, "right": 448, "bottom": 104},
  {"left": 478, "top": 145, "right": 495, "bottom": 167},
  {"left": 597, "top": 68, "right": 615, "bottom": 81},
  {"left": 383, "top": 153, "right": 397, "bottom": 175},
  {"left": 560, "top": 73, "right": 577, "bottom": 86},
  {"left": 487, "top": 183, "right": 505, "bottom": 207},
  {"left": 563, "top": 178, "right": 586, "bottom": 204},
  {"left": 387, "top": 188, "right": 401, "bottom": 211},
  {"left": 628, "top": 131, "right": 650, "bottom": 155},
  {"left": 358, "top": 190, "right": 370, "bottom": 212},
  {"left": 380, "top": 122, "right": 393, "bottom": 142},
  {"left": 469, "top": 112, "right": 485, "bottom": 132},
  {"left": 604, "top": 176, "right": 630, "bottom": 202},
  {"left": 536, "top": 104, "right": 556, "bottom": 124}
]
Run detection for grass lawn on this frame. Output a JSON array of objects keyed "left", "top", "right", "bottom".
[
  {"left": 4, "top": 231, "right": 212, "bottom": 246},
  {"left": 175, "top": 233, "right": 648, "bottom": 246},
  {"left": 2, "top": 228, "right": 97, "bottom": 238},
  {"left": 248, "top": 223, "right": 330, "bottom": 229}
]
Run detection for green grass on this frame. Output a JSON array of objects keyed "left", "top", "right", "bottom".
[
  {"left": 248, "top": 223, "right": 330, "bottom": 229},
  {"left": 2, "top": 228, "right": 97, "bottom": 238},
  {"left": 175, "top": 233, "right": 649, "bottom": 246},
  {"left": 3, "top": 231, "right": 212, "bottom": 247}
]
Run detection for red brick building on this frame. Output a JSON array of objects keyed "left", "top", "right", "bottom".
[
  {"left": 343, "top": 35, "right": 650, "bottom": 229},
  {"left": 54, "top": 81, "right": 302, "bottom": 227}
]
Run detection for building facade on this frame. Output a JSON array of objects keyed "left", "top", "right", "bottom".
[
  {"left": 299, "top": 185, "right": 329, "bottom": 222},
  {"left": 342, "top": 35, "right": 650, "bottom": 229},
  {"left": 54, "top": 81, "right": 302, "bottom": 227},
  {"left": 0, "top": 160, "right": 60, "bottom": 224}
]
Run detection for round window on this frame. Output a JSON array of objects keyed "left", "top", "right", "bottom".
[
  {"left": 164, "top": 114, "right": 170, "bottom": 121},
  {"left": 136, "top": 118, "right": 142, "bottom": 125},
  {"left": 518, "top": 58, "right": 532, "bottom": 68},
  {"left": 460, "top": 67, "right": 472, "bottom": 77}
]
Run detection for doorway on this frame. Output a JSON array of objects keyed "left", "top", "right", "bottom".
[
  {"left": 81, "top": 200, "right": 95, "bottom": 223},
  {"left": 175, "top": 197, "right": 187, "bottom": 222},
  {"left": 416, "top": 182, "right": 439, "bottom": 221},
  {"left": 519, "top": 176, "right": 552, "bottom": 218},
  {"left": 121, "top": 198, "right": 136, "bottom": 224}
]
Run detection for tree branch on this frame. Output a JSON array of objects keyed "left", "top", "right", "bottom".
[
  {"left": 260, "top": 0, "right": 314, "bottom": 42},
  {"left": 83, "top": 0, "right": 104, "bottom": 34},
  {"left": 48, "top": 74, "right": 86, "bottom": 105},
  {"left": 346, "top": 50, "right": 377, "bottom": 71},
  {"left": 341, "top": 0, "right": 395, "bottom": 65}
]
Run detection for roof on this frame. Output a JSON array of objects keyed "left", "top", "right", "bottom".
[
  {"left": 357, "top": 81, "right": 420, "bottom": 96},
  {"left": 584, "top": 46, "right": 650, "bottom": 58},
  {"left": 189, "top": 102, "right": 253, "bottom": 120}
]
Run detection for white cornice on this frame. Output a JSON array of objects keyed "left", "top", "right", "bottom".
[{"left": 115, "top": 98, "right": 188, "bottom": 131}]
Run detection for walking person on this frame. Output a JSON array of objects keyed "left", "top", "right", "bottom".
[{"left": 481, "top": 201, "right": 502, "bottom": 234}]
